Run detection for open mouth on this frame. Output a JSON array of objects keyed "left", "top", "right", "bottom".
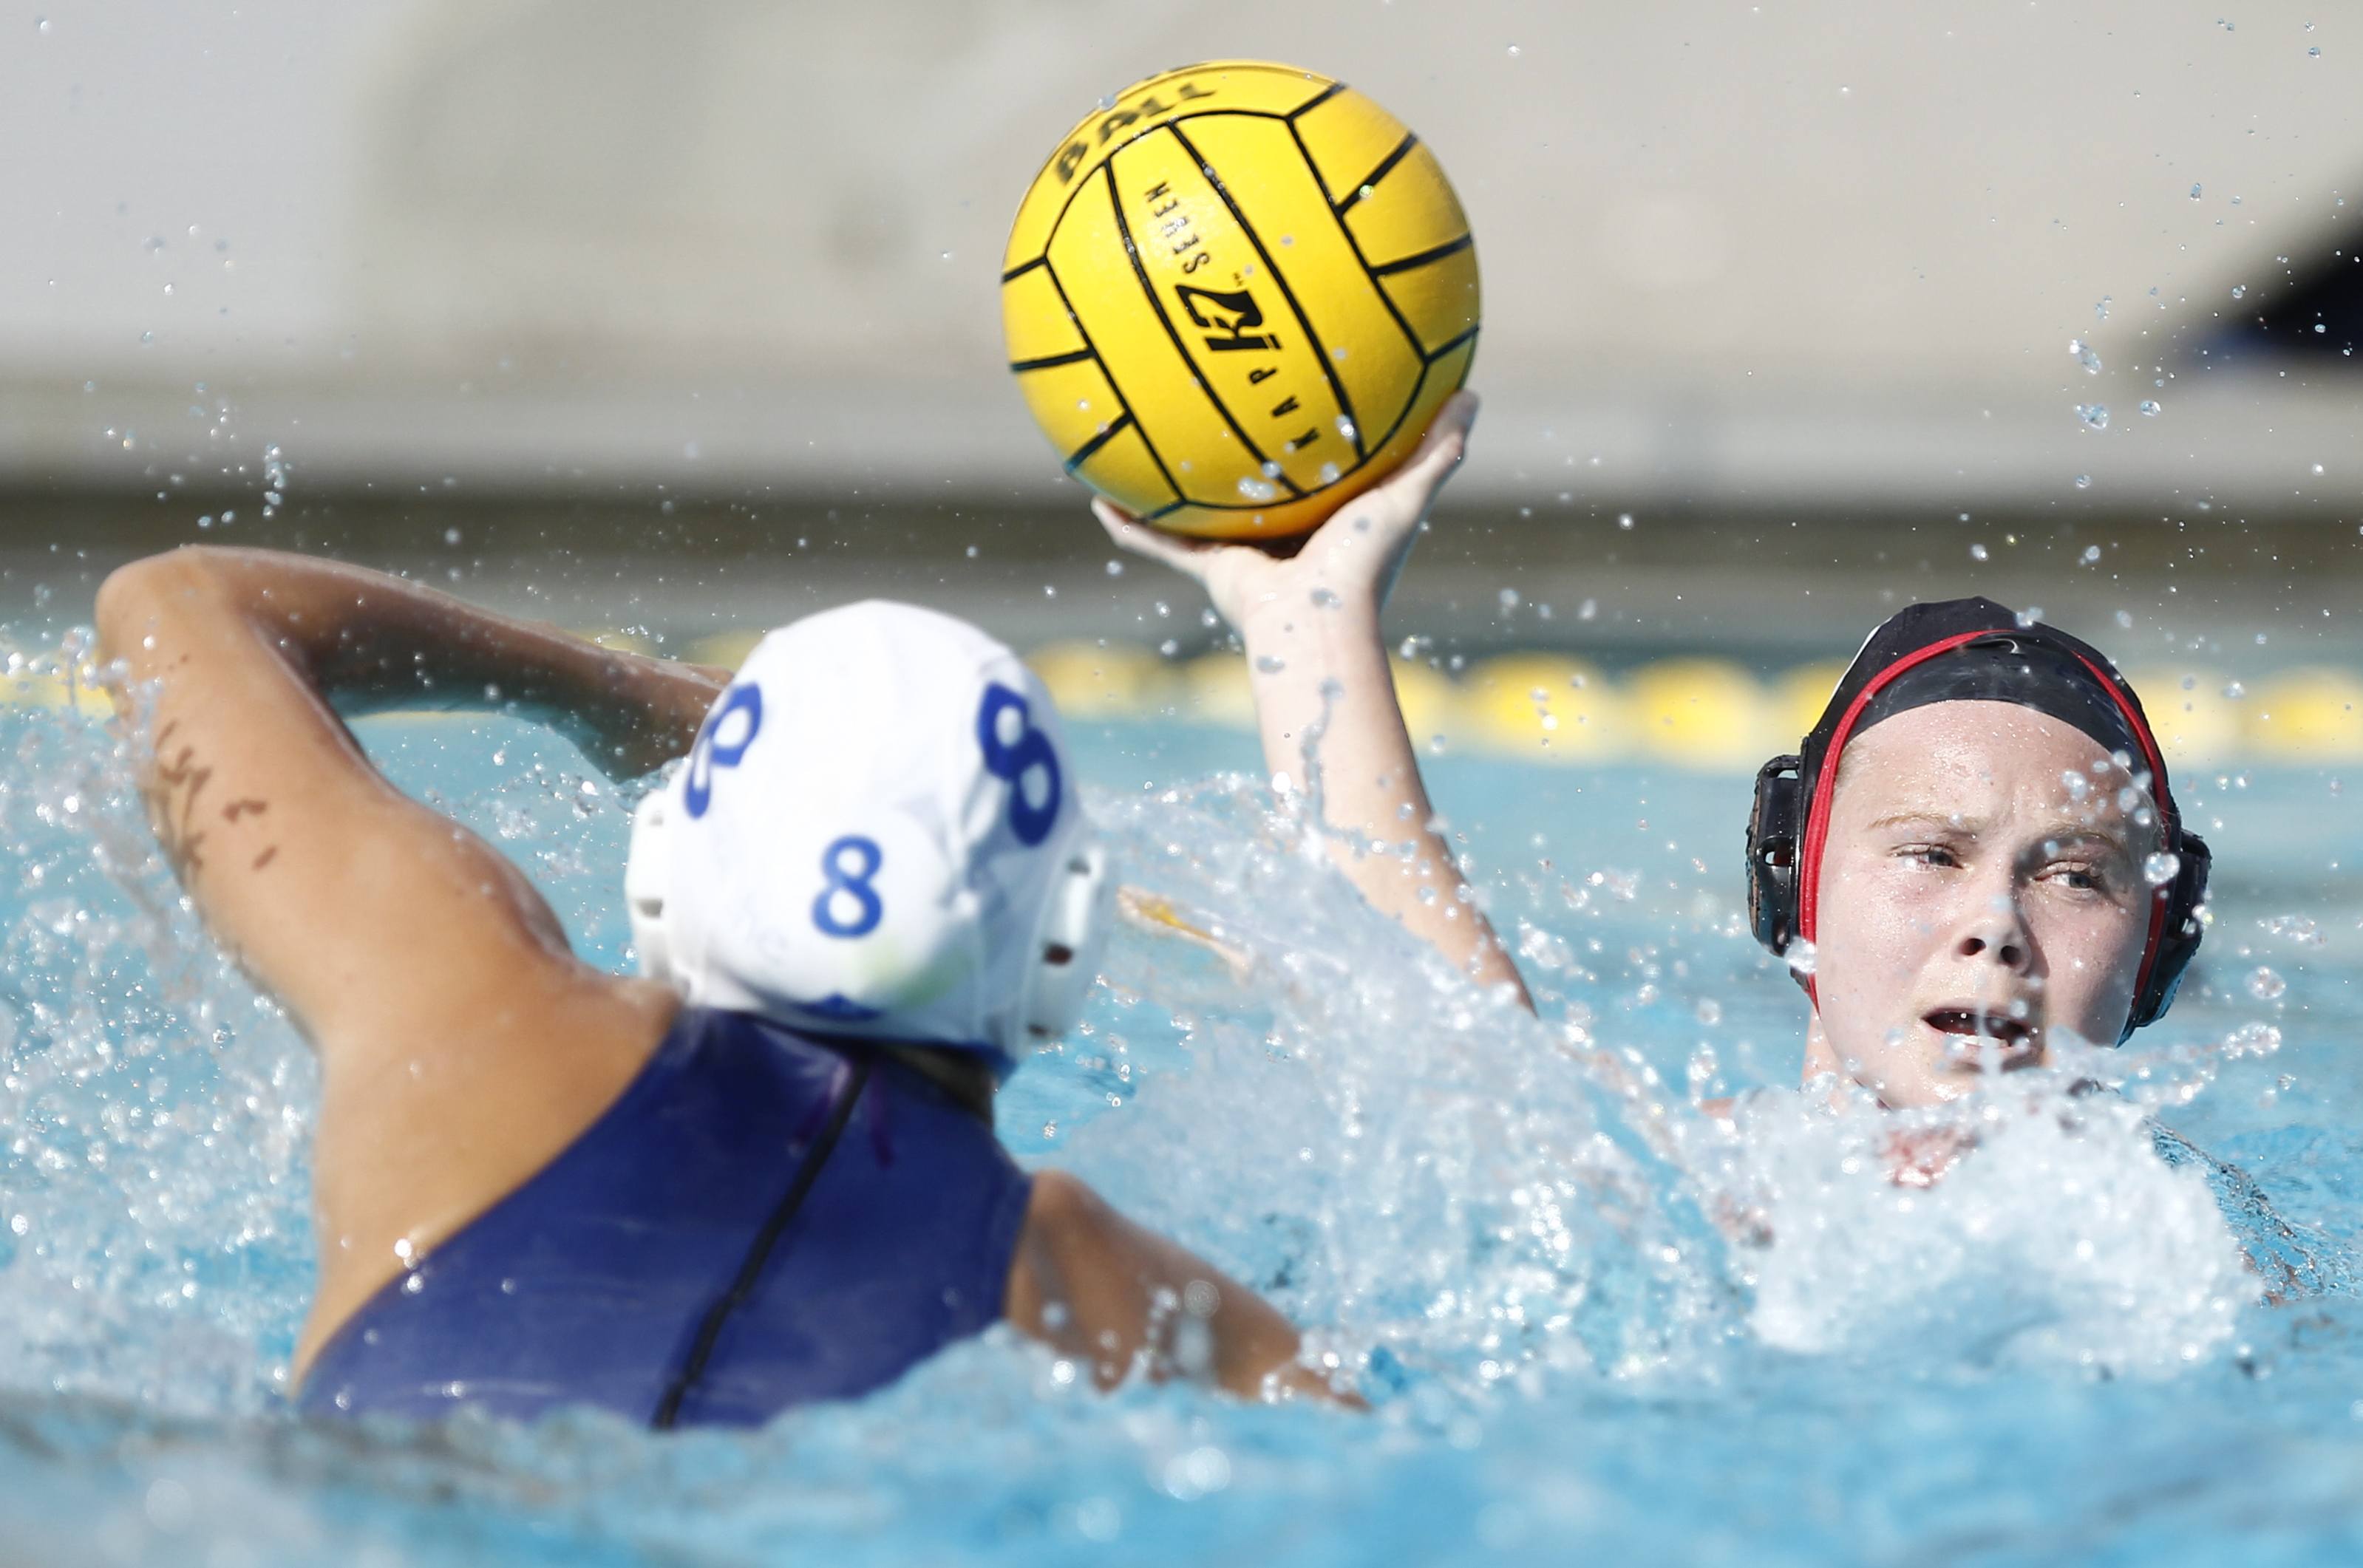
[{"left": 1923, "top": 1007, "right": 2041, "bottom": 1069}]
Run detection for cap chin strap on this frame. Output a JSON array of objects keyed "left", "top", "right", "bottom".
[{"left": 622, "top": 784, "right": 1114, "bottom": 1055}]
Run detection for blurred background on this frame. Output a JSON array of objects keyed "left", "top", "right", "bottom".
[{"left": 4, "top": 0, "right": 2358, "bottom": 766}]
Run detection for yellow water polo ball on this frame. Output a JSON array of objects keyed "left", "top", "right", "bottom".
[{"left": 1002, "top": 61, "right": 1480, "bottom": 540}]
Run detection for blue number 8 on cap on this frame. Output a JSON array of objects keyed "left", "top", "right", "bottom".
[
  {"left": 684, "top": 684, "right": 764, "bottom": 819},
  {"left": 976, "top": 684, "right": 1061, "bottom": 846}
]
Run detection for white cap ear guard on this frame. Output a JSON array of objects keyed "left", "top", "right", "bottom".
[
  {"left": 622, "top": 602, "right": 1110, "bottom": 1080},
  {"left": 624, "top": 786, "right": 678, "bottom": 992},
  {"left": 1019, "top": 836, "right": 1113, "bottom": 1040}
]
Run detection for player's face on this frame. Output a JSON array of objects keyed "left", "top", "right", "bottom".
[{"left": 1805, "top": 702, "right": 2161, "bottom": 1108}]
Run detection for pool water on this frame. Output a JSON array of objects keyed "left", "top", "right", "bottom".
[{"left": 5, "top": 665, "right": 2363, "bottom": 1567}]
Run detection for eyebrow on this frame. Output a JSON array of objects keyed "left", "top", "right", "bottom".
[
  {"left": 1863, "top": 812, "right": 2137, "bottom": 856},
  {"left": 1865, "top": 811, "right": 1978, "bottom": 835},
  {"left": 2030, "top": 822, "right": 2136, "bottom": 858}
]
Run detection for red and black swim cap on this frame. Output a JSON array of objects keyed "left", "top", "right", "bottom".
[{"left": 1744, "top": 597, "right": 2210, "bottom": 1040}]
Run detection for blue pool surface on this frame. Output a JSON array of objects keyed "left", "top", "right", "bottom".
[{"left": 5, "top": 682, "right": 2363, "bottom": 1566}]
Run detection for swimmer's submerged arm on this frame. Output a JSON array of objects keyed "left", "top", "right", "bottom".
[
  {"left": 1100, "top": 392, "right": 1530, "bottom": 1004},
  {"left": 1006, "top": 1170, "right": 1354, "bottom": 1405}
]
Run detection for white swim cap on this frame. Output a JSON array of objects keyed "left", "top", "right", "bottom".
[{"left": 622, "top": 601, "right": 1111, "bottom": 1079}]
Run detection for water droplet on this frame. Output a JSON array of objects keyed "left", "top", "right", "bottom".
[
  {"left": 1254, "top": 654, "right": 1285, "bottom": 673},
  {"left": 2062, "top": 771, "right": 2092, "bottom": 800},
  {"left": 2070, "top": 338, "right": 2103, "bottom": 374},
  {"left": 2189, "top": 183, "right": 2205, "bottom": 200},
  {"left": 2075, "top": 404, "right": 2109, "bottom": 431},
  {"left": 1310, "top": 587, "right": 1340, "bottom": 610},
  {"left": 2081, "top": 545, "right": 2102, "bottom": 563},
  {"left": 443, "top": 526, "right": 463, "bottom": 545},
  {"left": 2308, "top": 45, "right": 2322, "bottom": 58},
  {"left": 1261, "top": 460, "right": 1284, "bottom": 480},
  {"left": 2223, "top": 680, "right": 2247, "bottom": 700},
  {"left": 2231, "top": 284, "right": 2247, "bottom": 299},
  {"left": 2247, "top": 967, "right": 2287, "bottom": 1002},
  {"left": 2075, "top": 474, "right": 2093, "bottom": 488},
  {"left": 1235, "top": 476, "right": 1278, "bottom": 502},
  {"left": 2144, "top": 851, "right": 2182, "bottom": 886},
  {"left": 1499, "top": 587, "right": 1520, "bottom": 610},
  {"left": 939, "top": 250, "right": 953, "bottom": 262},
  {"left": 2140, "top": 399, "right": 2163, "bottom": 417},
  {"left": 1577, "top": 599, "right": 1598, "bottom": 621},
  {"left": 35, "top": 16, "right": 50, "bottom": 32},
  {"left": 1104, "top": 559, "right": 1123, "bottom": 577},
  {"left": 1317, "top": 461, "right": 1341, "bottom": 484},
  {"left": 1970, "top": 543, "right": 1989, "bottom": 561},
  {"left": 2017, "top": 606, "right": 2045, "bottom": 627},
  {"left": 2095, "top": 296, "right": 2112, "bottom": 322},
  {"left": 1617, "top": 512, "right": 1636, "bottom": 530},
  {"left": 1334, "top": 415, "right": 1358, "bottom": 444},
  {"left": 1784, "top": 938, "right": 1818, "bottom": 977}
]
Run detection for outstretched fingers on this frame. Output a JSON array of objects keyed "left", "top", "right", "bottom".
[
  {"left": 1392, "top": 389, "right": 1480, "bottom": 511},
  {"left": 1092, "top": 497, "right": 1217, "bottom": 579}
]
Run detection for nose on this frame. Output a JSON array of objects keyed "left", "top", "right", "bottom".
[{"left": 1955, "top": 897, "right": 2033, "bottom": 973}]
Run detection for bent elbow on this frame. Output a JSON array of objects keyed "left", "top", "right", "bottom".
[{"left": 95, "top": 548, "right": 234, "bottom": 661}]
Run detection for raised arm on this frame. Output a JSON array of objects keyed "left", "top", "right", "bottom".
[
  {"left": 104, "top": 546, "right": 727, "bottom": 777},
  {"left": 94, "top": 547, "right": 724, "bottom": 1350},
  {"left": 94, "top": 545, "right": 726, "bottom": 1042},
  {"left": 1100, "top": 392, "right": 1529, "bottom": 1004}
]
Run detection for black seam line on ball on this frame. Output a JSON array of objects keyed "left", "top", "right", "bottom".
[
  {"left": 1039, "top": 254, "right": 1186, "bottom": 507},
  {"left": 1009, "top": 347, "right": 1095, "bottom": 373},
  {"left": 1103, "top": 157, "right": 1299, "bottom": 500},
  {"left": 1285, "top": 80, "right": 1347, "bottom": 119},
  {"left": 649, "top": 1054, "right": 874, "bottom": 1431},
  {"left": 1001, "top": 255, "right": 1047, "bottom": 284},
  {"left": 1369, "top": 233, "right": 1474, "bottom": 278},
  {"left": 1063, "top": 411, "right": 1136, "bottom": 472},
  {"left": 1163, "top": 119, "right": 1360, "bottom": 471},
  {"left": 1424, "top": 324, "right": 1480, "bottom": 364},
  {"left": 1034, "top": 108, "right": 1368, "bottom": 290},
  {"left": 1285, "top": 120, "right": 1427, "bottom": 363},
  {"left": 1333, "top": 133, "right": 1418, "bottom": 217},
  {"left": 1356, "top": 324, "right": 1475, "bottom": 461}
]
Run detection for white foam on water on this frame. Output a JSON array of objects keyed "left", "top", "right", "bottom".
[{"left": 1715, "top": 1080, "right": 2254, "bottom": 1372}]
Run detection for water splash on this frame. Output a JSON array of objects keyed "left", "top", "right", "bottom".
[{"left": 0, "top": 661, "right": 2353, "bottom": 1563}]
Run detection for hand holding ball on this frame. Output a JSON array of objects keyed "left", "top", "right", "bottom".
[{"left": 1002, "top": 61, "right": 1480, "bottom": 541}]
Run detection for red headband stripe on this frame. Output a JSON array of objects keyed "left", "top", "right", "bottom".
[{"left": 1794, "top": 629, "right": 2175, "bottom": 1010}]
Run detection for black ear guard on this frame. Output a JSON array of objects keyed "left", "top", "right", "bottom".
[
  {"left": 2129, "top": 829, "right": 2209, "bottom": 1033},
  {"left": 1745, "top": 754, "right": 1803, "bottom": 965},
  {"left": 1742, "top": 752, "right": 2212, "bottom": 1038}
]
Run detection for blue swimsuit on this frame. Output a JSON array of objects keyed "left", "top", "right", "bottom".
[{"left": 297, "top": 1007, "right": 1033, "bottom": 1427}]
